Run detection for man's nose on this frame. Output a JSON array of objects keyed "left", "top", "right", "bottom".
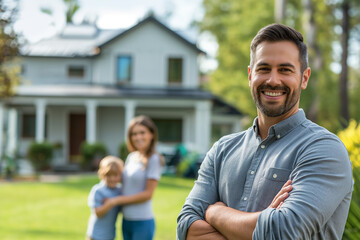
[{"left": 267, "top": 71, "right": 282, "bottom": 86}]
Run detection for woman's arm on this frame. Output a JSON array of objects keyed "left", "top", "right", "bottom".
[
  {"left": 94, "top": 201, "right": 116, "bottom": 218},
  {"left": 108, "top": 179, "right": 158, "bottom": 206}
]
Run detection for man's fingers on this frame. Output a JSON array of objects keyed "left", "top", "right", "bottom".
[
  {"left": 269, "top": 180, "right": 293, "bottom": 209},
  {"left": 272, "top": 180, "right": 292, "bottom": 202},
  {"left": 271, "top": 192, "right": 289, "bottom": 208}
]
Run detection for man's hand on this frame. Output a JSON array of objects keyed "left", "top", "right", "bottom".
[
  {"left": 268, "top": 180, "right": 293, "bottom": 209},
  {"left": 201, "top": 180, "right": 293, "bottom": 240}
]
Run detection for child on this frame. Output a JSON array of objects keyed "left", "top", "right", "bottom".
[{"left": 86, "top": 155, "right": 124, "bottom": 240}]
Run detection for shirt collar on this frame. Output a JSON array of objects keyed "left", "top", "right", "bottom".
[{"left": 252, "top": 109, "right": 307, "bottom": 139}]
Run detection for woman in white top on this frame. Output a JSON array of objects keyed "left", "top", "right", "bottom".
[{"left": 106, "top": 115, "right": 163, "bottom": 240}]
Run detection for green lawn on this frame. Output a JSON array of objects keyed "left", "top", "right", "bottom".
[{"left": 0, "top": 174, "right": 195, "bottom": 240}]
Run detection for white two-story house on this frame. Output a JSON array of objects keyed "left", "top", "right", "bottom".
[{"left": 0, "top": 16, "right": 242, "bottom": 169}]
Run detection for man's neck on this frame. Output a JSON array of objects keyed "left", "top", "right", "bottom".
[{"left": 257, "top": 108, "right": 299, "bottom": 140}]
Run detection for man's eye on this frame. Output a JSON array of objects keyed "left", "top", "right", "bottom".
[
  {"left": 257, "top": 67, "right": 270, "bottom": 72},
  {"left": 280, "top": 68, "right": 291, "bottom": 72}
]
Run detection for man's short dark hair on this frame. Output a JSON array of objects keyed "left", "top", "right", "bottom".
[{"left": 250, "top": 23, "right": 309, "bottom": 73}]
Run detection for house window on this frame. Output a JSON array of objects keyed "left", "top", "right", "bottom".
[
  {"left": 168, "top": 58, "right": 183, "bottom": 84},
  {"left": 68, "top": 66, "right": 85, "bottom": 78},
  {"left": 21, "top": 114, "right": 48, "bottom": 139},
  {"left": 22, "top": 114, "right": 36, "bottom": 138},
  {"left": 117, "top": 55, "right": 132, "bottom": 82},
  {"left": 153, "top": 118, "right": 182, "bottom": 143}
]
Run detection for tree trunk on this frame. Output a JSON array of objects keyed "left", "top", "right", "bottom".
[
  {"left": 275, "top": 0, "right": 286, "bottom": 22},
  {"left": 339, "top": 1, "right": 350, "bottom": 127},
  {"left": 302, "top": 0, "right": 321, "bottom": 122}
]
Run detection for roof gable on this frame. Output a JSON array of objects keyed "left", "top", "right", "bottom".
[
  {"left": 20, "top": 16, "right": 204, "bottom": 57},
  {"left": 99, "top": 16, "right": 205, "bottom": 54}
]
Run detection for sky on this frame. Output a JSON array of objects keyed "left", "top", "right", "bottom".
[{"left": 12, "top": 0, "right": 219, "bottom": 72}]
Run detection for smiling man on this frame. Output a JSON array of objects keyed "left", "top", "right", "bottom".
[{"left": 177, "top": 24, "right": 353, "bottom": 240}]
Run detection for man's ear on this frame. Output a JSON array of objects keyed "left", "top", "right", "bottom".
[
  {"left": 248, "top": 66, "right": 252, "bottom": 86},
  {"left": 301, "top": 67, "right": 311, "bottom": 90}
]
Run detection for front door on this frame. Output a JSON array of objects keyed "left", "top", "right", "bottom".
[{"left": 69, "top": 113, "right": 86, "bottom": 163}]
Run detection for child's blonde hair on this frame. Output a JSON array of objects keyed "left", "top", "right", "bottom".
[{"left": 97, "top": 155, "right": 124, "bottom": 179}]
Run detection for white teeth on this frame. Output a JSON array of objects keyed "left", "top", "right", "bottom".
[{"left": 264, "top": 91, "right": 282, "bottom": 97}]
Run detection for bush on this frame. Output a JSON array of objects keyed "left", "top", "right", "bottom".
[
  {"left": 118, "top": 141, "right": 129, "bottom": 161},
  {"left": 338, "top": 120, "right": 360, "bottom": 239},
  {"left": 176, "top": 152, "right": 201, "bottom": 178},
  {"left": 80, "top": 142, "right": 107, "bottom": 171},
  {"left": 27, "top": 142, "right": 54, "bottom": 173}
]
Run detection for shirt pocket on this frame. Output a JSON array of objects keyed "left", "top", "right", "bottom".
[{"left": 255, "top": 167, "right": 291, "bottom": 209}]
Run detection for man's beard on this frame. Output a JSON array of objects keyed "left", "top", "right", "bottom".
[{"left": 252, "top": 83, "right": 301, "bottom": 117}]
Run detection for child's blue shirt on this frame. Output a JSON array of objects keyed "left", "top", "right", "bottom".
[{"left": 86, "top": 180, "right": 122, "bottom": 240}]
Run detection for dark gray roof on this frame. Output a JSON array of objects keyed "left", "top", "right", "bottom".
[{"left": 20, "top": 16, "right": 204, "bottom": 57}]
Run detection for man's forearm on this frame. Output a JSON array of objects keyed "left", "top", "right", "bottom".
[
  {"left": 206, "top": 205, "right": 261, "bottom": 240},
  {"left": 186, "top": 220, "right": 226, "bottom": 240}
]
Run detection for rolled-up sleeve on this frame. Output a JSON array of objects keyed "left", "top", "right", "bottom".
[
  {"left": 253, "top": 137, "right": 353, "bottom": 239},
  {"left": 177, "top": 141, "right": 220, "bottom": 240}
]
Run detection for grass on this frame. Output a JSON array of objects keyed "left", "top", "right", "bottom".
[{"left": 0, "top": 174, "right": 195, "bottom": 240}]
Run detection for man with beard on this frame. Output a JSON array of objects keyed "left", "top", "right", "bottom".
[{"left": 177, "top": 24, "right": 353, "bottom": 240}]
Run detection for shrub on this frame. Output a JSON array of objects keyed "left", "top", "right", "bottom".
[
  {"left": 338, "top": 120, "right": 360, "bottom": 239},
  {"left": 80, "top": 142, "right": 107, "bottom": 171},
  {"left": 27, "top": 142, "right": 54, "bottom": 173},
  {"left": 118, "top": 141, "right": 129, "bottom": 161}
]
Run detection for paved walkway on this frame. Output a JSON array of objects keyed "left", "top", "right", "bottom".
[{"left": 0, "top": 172, "right": 97, "bottom": 183}]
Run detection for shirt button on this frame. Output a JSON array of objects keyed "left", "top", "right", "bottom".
[
  {"left": 260, "top": 145, "right": 265, "bottom": 149},
  {"left": 243, "top": 197, "right": 248, "bottom": 201},
  {"left": 277, "top": 134, "right": 281, "bottom": 139},
  {"left": 250, "top": 171, "right": 255, "bottom": 175},
  {"left": 273, "top": 173, "right": 278, "bottom": 179}
]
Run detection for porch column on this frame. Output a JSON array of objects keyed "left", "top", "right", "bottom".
[
  {"left": 124, "top": 100, "right": 136, "bottom": 141},
  {"left": 0, "top": 103, "right": 4, "bottom": 160},
  {"left": 35, "top": 99, "right": 47, "bottom": 142},
  {"left": 195, "top": 101, "right": 211, "bottom": 154},
  {"left": 6, "top": 108, "right": 18, "bottom": 156},
  {"left": 86, "top": 100, "right": 98, "bottom": 144}
]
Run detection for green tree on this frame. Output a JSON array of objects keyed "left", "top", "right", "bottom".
[
  {"left": 0, "top": 0, "right": 21, "bottom": 99},
  {"left": 201, "top": 0, "right": 275, "bottom": 119},
  {"left": 41, "top": 0, "right": 80, "bottom": 24},
  {"left": 64, "top": 0, "right": 80, "bottom": 23},
  {"left": 200, "top": 0, "right": 347, "bottom": 132},
  {"left": 336, "top": 0, "right": 360, "bottom": 127}
]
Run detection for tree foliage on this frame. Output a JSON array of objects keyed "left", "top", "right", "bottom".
[
  {"left": 200, "top": 0, "right": 360, "bottom": 132},
  {"left": 0, "top": 0, "right": 21, "bottom": 99},
  {"left": 201, "top": 0, "right": 275, "bottom": 119},
  {"left": 64, "top": 0, "right": 80, "bottom": 23}
]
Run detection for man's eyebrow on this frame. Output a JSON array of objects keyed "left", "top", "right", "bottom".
[
  {"left": 255, "top": 62, "right": 270, "bottom": 67},
  {"left": 279, "top": 63, "right": 296, "bottom": 69},
  {"left": 255, "top": 62, "right": 296, "bottom": 69}
]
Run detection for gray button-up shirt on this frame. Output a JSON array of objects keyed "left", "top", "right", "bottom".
[{"left": 177, "top": 110, "right": 352, "bottom": 240}]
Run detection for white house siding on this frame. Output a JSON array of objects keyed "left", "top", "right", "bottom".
[
  {"left": 94, "top": 21, "right": 199, "bottom": 88},
  {"left": 23, "top": 57, "right": 93, "bottom": 84},
  {"left": 97, "top": 107, "right": 125, "bottom": 157}
]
